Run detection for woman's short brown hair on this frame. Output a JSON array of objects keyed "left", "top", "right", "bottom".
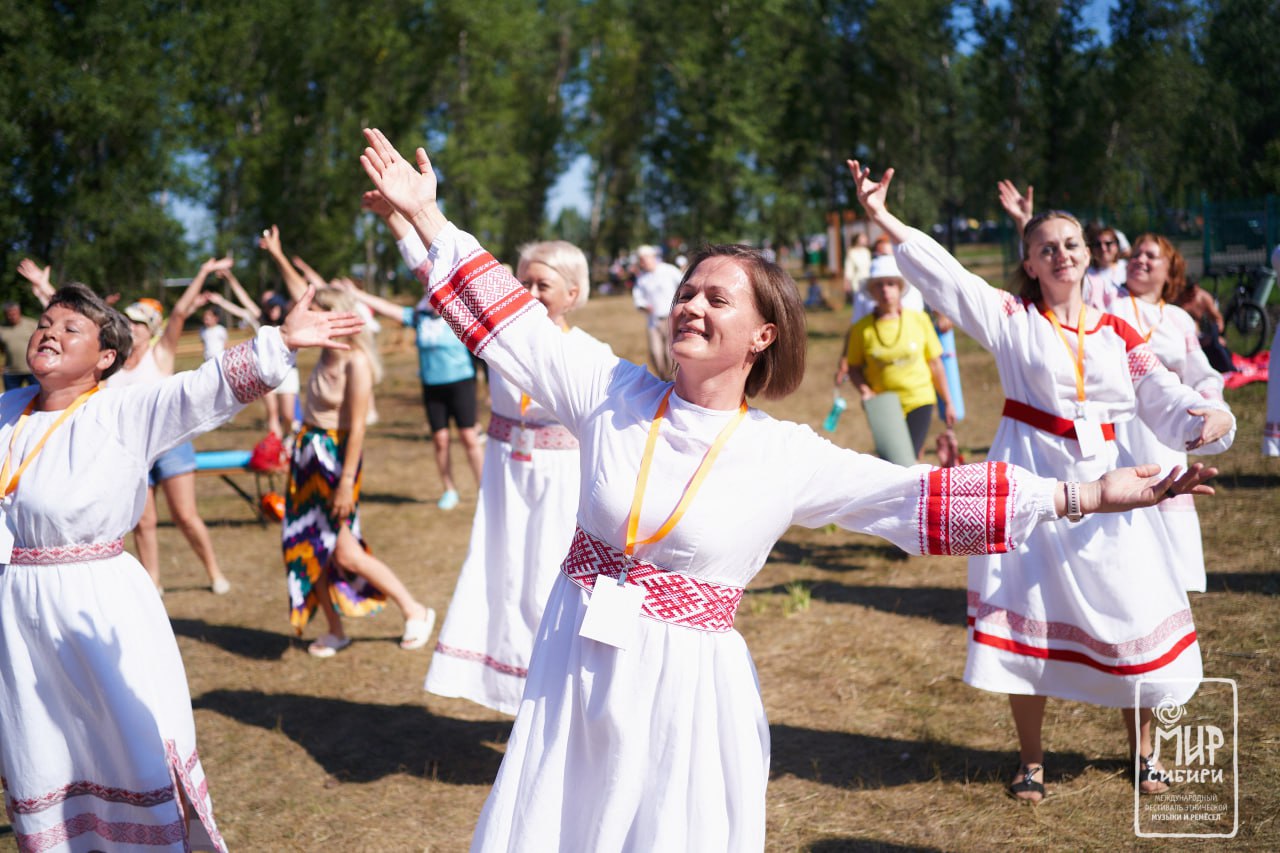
[
  {"left": 679, "top": 244, "right": 807, "bottom": 399},
  {"left": 47, "top": 283, "right": 133, "bottom": 380},
  {"left": 1130, "top": 233, "right": 1187, "bottom": 303},
  {"left": 1012, "top": 211, "right": 1087, "bottom": 303}
]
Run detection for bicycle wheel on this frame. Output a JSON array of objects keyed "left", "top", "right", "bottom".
[{"left": 1224, "top": 300, "right": 1269, "bottom": 357}]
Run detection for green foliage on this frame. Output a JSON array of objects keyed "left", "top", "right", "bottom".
[{"left": 2, "top": 0, "right": 1276, "bottom": 299}]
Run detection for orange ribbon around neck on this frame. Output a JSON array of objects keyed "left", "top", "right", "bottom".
[
  {"left": 622, "top": 387, "right": 748, "bottom": 569},
  {"left": 1129, "top": 295, "right": 1164, "bottom": 342},
  {"left": 1044, "top": 307, "right": 1088, "bottom": 403},
  {"left": 1, "top": 386, "right": 101, "bottom": 497}
]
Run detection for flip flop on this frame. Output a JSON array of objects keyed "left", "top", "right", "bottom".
[
  {"left": 400, "top": 608, "right": 437, "bottom": 650},
  {"left": 308, "top": 633, "right": 352, "bottom": 658}
]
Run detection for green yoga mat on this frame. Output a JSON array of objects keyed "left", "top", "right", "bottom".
[{"left": 863, "top": 391, "right": 917, "bottom": 467}]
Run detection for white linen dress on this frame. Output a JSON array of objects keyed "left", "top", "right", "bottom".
[
  {"left": 424, "top": 331, "right": 612, "bottom": 714},
  {"left": 413, "top": 223, "right": 1067, "bottom": 853},
  {"left": 0, "top": 328, "right": 291, "bottom": 853},
  {"left": 895, "top": 230, "right": 1234, "bottom": 710},
  {"left": 1107, "top": 295, "right": 1227, "bottom": 591}
]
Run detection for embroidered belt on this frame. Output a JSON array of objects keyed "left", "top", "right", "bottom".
[
  {"left": 9, "top": 539, "right": 126, "bottom": 565},
  {"left": 487, "top": 412, "right": 579, "bottom": 450},
  {"left": 560, "top": 527, "right": 742, "bottom": 633},
  {"left": 1002, "top": 399, "right": 1115, "bottom": 442}
]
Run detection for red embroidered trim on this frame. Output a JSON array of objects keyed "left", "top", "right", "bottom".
[
  {"left": 971, "top": 627, "right": 1198, "bottom": 676},
  {"left": 431, "top": 250, "right": 537, "bottom": 355},
  {"left": 1001, "top": 292, "right": 1027, "bottom": 316},
  {"left": 166, "top": 739, "right": 225, "bottom": 853},
  {"left": 7, "top": 779, "right": 173, "bottom": 815},
  {"left": 220, "top": 339, "right": 272, "bottom": 404},
  {"left": 487, "top": 412, "right": 578, "bottom": 450},
  {"left": 918, "top": 462, "right": 1014, "bottom": 556},
  {"left": 9, "top": 539, "right": 124, "bottom": 565},
  {"left": 1127, "top": 343, "right": 1161, "bottom": 379},
  {"left": 434, "top": 641, "right": 529, "bottom": 677},
  {"left": 16, "top": 813, "right": 186, "bottom": 853},
  {"left": 561, "top": 527, "right": 743, "bottom": 633},
  {"left": 966, "top": 590, "right": 1196, "bottom": 659}
]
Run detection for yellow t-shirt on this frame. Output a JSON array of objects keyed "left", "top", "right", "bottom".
[{"left": 847, "top": 309, "right": 943, "bottom": 413}]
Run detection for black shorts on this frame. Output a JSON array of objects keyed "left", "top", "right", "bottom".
[{"left": 422, "top": 378, "right": 478, "bottom": 433}]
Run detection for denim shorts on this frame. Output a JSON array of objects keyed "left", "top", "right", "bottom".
[{"left": 148, "top": 441, "right": 198, "bottom": 487}]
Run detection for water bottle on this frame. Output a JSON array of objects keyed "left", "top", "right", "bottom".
[{"left": 822, "top": 392, "right": 848, "bottom": 432}]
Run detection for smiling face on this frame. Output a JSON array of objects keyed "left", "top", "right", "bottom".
[
  {"left": 1022, "top": 217, "right": 1090, "bottom": 302},
  {"left": 520, "top": 261, "right": 579, "bottom": 324},
  {"left": 27, "top": 304, "right": 117, "bottom": 385},
  {"left": 1088, "top": 229, "right": 1120, "bottom": 269},
  {"left": 1125, "top": 239, "right": 1168, "bottom": 301},
  {"left": 669, "top": 256, "right": 776, "bottom": 377}
]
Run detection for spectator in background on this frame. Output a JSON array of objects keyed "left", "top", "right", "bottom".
[
  {"left": 1083, "top": 224, "right": 1127, "bottom": 310},
  {"left": 0, "top": 300, "right": 38, "bottom": 390},
  {"left": 843, "top": 231, "right": 871, "bottom": 306},
  {"left": 631, "top": 244, "right": 682, "bottom": 379},
  {"left": 198, "top": 299, "right": 228, "bottom": 361}
]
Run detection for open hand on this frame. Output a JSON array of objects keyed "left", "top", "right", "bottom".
[
  {"left": 280, "top": 285, "right": 364, "bottom": 350},
  {"left": 997, "top": 180, "right": 1034, "bottom": 230},
  {"left": 847, "top": 160, "right": 895, "bottom": 219},
  {"left": 1087, "top": 462, "right": 1217, "bottom": 514},
  {"left": 361, "top": 190, "right": 396, "bottom": 220},
  {"left": 1185, "top": 407, "right": 1233, "bottom": 451},
  {"left": 17, "top": 258, "right": 55, "bottom": 305},
  {"left": 258, "top": 225, "right": 283, "bottom": 255},
  {"left": 360, "top": 128, "right": 438, "bottom": 223}
]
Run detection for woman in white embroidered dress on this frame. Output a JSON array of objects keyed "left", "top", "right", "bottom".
[
  {"left": 850, "top": 161, "right": 1235, "bottom": 803},
  {"left": 1107, "top": 234, "right": 1227, "bottom": 592},
  {"left": 410, "top": 222, "right": 612, "bottom": 713},
  {"left": 361, "top": 129, "right": 1217, "bottom": 852},
  {"left": 0, "top": 283, "right": 360, "bottom": 853}
]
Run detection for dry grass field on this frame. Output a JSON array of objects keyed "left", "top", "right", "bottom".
[{"left": 3, "top": 260, "right": 1277, "bottom": 851}]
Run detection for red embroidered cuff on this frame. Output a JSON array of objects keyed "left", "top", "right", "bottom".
[{"left": 221, "top": 339, "right": 273, "bottom": 404}]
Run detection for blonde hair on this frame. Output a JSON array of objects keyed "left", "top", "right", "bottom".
[
  {"left": 311, "top": 288, "right": 383, "bottom": 383},
  {"left": 517, "top": 241, "right": 590, "bottom": 310},
  {"left": 1012, "top": 211, "right": 1086, "bottom": 303}
]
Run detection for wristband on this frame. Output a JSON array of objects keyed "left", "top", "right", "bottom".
[{"left": 1065, "top": 481, "right": 1083, "bottom": 522}]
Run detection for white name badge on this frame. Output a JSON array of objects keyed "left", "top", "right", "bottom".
[
  {"left": 578, "top": 577, "right": 644, "bottom": 649},
  {"left": 1074, "top": 417, "right": 1106, "bottom": 459},
  {"left": 510, "top": 427, "right": 535, "bottom": 463}
]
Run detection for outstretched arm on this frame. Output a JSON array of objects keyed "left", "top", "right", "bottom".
[
  {"left": 153, "top": 256, "right": 233, "bottom": 371},
  {"left": 359, "top": 128, "right": 449, "bottom": 249},
  {"left": 291, "top": 254, "right": 329, "bottom": 291},
  {"left": 258, "top": 225, "right": 309, "bottom": 301},
  {"left": 330, "top": 277, "right": 412, "bottom": 325},
  {"left": 206, "top": 292, "right": 260, "bottom": 328},
  {"left": 996, "top": 179, "right": 1034, "bottom": 239},
  {"left": 215, "top": 267, "right": 263, "bottom": 320}
]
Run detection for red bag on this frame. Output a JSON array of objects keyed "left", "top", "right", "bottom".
[{"left": 248, "top": 432, "right": 288, "bottom": 472}]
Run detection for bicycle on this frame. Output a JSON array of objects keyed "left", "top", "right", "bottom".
[{"left": 1204, "top": 265, "right": 1272, "bottom": 358}]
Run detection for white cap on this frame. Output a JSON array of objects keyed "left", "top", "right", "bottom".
[{"left": 867, "top": 255, "right": 901, "bottom": 280}]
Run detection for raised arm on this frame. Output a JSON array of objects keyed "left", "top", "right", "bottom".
[
  {"left": 206, "top": 292, "right": 260, "bottom": 328},
  {"left": 258, "top": 225, "right": 309, "bottom": 301},
  {"left": 153, "top": 256, "right": 233, "bottom": 370},
  {"left": 331, "top": 278, "right": 413, "bottom": 325},
  {"left": 847, "top": 160, "right": 912, "bottom": 245},
  {"left": 997, "top": 180, "right": 1034, "bottom": 239},
  {"left": 215, "top": 267, "right": 263, "bottom": 320},
  {"left": 17, "top": 258, "right": 56, "bottom": 308},
  {"left": 291, "top": 254, "right": 329, "bottom": 291}
]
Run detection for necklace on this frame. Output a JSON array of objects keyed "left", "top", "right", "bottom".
[{"left": 871, "top": 313, "right": 905, "bottom": 349}]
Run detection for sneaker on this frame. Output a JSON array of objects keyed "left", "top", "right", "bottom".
[{"left": 437, "top": 489, "right": 460, "bottom": 510}]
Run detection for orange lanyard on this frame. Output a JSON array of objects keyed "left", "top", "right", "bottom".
[
  {"left": 1129, "top": 295, "right": 1164, "bottom": 342},
  {"left": 1045, "top": 308, "right": 1088, "bottom": 403},
  {"left": 1, "top": 386, "right": 100, "bottom": 497},
  {"left": 623, "top": 387, "right": 747, "bottom": 563}
]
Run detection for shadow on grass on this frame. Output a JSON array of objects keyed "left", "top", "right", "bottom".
[
  {"left": 768, "top": 539, "right": 909, "bottom": 573},
  {"left": 808, "top": 840, "right": 946, "bottom": 852},
  {"left": 1219, "top": 472, "right": 1280, "bottom": 490},
  {"left": 170, "top": 619, "right": 292, "bottom": 660},
  {"left": 748, "top": 582, "right": 967, "bottom": 627},
  {"left": 359, "top": 491, "right": 427, "bottom": 506},
  {"left": 1204, "top": 571, "right": 1280, "bottom": 595},
  {"left": 194, "top": 689, "right": 507, "bottom": 785},
  {"left": 770, "top": 724, "right": 1091, "bottom": 791}
]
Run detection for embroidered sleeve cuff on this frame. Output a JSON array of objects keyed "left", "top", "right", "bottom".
[{"left": 221, "top": 326, "right": 294, "bottom": 404}]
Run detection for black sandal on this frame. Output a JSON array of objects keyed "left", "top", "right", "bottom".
[
  {"left": 1138, "top": 753, "right": 1171, "bottom": 794},
  {"left": 1008, "top": 763, "right": 1045, "bottom": 803}
]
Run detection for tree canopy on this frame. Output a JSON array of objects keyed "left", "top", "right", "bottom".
[{"left": 3, "top": 0, "right": 1276, "bottom": 300}]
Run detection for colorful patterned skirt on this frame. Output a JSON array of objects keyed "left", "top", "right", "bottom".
[{"left": 283, "top": 426, "right": 386, "bottom": 634}]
